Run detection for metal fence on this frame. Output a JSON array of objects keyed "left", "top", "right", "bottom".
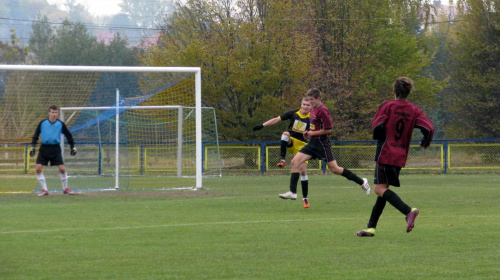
[
  {"left": 208, "top": 139, "right": 499, "bottom": 174},
  {"left": 1, "top": 139, "right": 499, "bottom": 175}
]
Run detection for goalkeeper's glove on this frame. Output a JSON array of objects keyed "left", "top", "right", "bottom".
[
  {"left": 29, "top": 147, "right": 36, "bottom": 157},
  {"left": 253, "top": 124, "right": 264, "bottom": 131},
  {"left": 70, "top": 147, "right": 77, "bottom": 156}
]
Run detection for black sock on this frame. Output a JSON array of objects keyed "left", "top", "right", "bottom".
[
  {"left": 341, "top": 168, "right": 364, "bottom": 185},
  {"left": 280, "top": 141, "right": 288, "bottom": 160},
  {"left": 382, "top": 189, "right": 411, "bottom": 215},
  {"left": 290, "top": 172, "right": 299, "bottom": 193},
  {"left": 301, "top": 179, "right": 308, "bottom": 198},
  {"left": 367, "top": 196, "right": 387, "bottom": 228}
]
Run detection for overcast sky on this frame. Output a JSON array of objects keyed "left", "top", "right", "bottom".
[
  {"left": 47, "top": 0, "right": 122, "bottom": 17},
  {"left": 45, "top": 0, "right": 452, "bottom": 18}
]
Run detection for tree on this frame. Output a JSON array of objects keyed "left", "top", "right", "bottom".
[
  {"left": 108, "top": 13, "right": 143, "bottom": 43},
  {"left": 443, "top": 0, "right": 500, "bottom": 138},
  {"left": 119, "top": 0, "right": 177, "bottom": 28},
  {"left": 64, "top": 0, "right": 89, "bottom": 23},
  {"left": 143, "top": 0, "right": 316, "bottom": 141},
  {"left": 305, "top": 0, "right": 444, "bottom": 140},
  {"left": 28, "top": 15, "right": 53, "bottom": 64},
  {"left": 0, "top": 29, "right": 27, "bottom": 64},
  {"left": 141, "top": 0, "right": 445, "bottom": 141},
  {"left": 29, "top": 18, "right": 138, "bottom": 66},
  {"left": 0, "top": 19, "right": 140, "bottom": 141}
]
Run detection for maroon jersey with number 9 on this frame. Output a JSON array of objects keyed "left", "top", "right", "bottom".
[{"left": 372, "top": 100, "right": 434, "bottom": 167}]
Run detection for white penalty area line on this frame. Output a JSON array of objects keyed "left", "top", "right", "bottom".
[{"left": 0, "top": 217, "right": 352, "bottom": 235}]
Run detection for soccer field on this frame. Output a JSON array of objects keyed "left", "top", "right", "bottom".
[{"left": 0, "top": 174, "right": 499, "bottom": 279}]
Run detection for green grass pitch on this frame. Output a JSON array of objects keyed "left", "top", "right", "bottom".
[{"left": 0, "top": 174, "right": 499, "bottom": 279}]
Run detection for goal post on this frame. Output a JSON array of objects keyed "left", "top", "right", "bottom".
[{"left": 0, "top": 65, "right": 220, "bottom": 191}]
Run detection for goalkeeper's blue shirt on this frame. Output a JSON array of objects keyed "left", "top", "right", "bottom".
[{"left": 31, "top": 119, "right": 74, "bottom": 147}]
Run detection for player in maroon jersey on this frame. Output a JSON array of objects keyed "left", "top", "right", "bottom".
[
  {"left": 356, "top": 77, "right": 434, "bottom": 237},
  {"left": 279, "top": 88, "right": 371, "bottom": 208}
]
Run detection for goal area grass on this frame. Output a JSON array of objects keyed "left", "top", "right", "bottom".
[{"left": 1, "top": 174, "right": 499, "bottom": 279}]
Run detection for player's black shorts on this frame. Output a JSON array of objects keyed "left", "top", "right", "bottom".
[
  {"left": 37, "top": 144, "right": 64, "bottom": 166},
  {"left": 374, "top": 162, "right": 402, "bottom": 187},
  {"left": 299, "top": 138, "right": 335, "bottom": 162}
]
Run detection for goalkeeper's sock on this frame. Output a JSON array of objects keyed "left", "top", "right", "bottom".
[
  {"left": 341, "top": 168, "right": 364, "bottom": 185},
  {"left": 60, "top": 172, "right": 68, "bottom": 190},
  {"left": 37, "top": 173, "right": 47, "bottom": 191},
  {"left": 301, "top": 175, "right": 309, "bottom": 198}
]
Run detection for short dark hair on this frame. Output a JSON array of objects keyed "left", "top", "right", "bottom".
[
  {"left": 48, "top": 105, "right": 58, "bottom": 111},
  {"left": 306, "top": 88, "right": 321, "bottom": 99},
  {"left": 393, "top": 77, "right": 413, "bottom": 99}
]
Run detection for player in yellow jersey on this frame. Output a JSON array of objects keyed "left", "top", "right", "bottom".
[{"left": 253, "top": 97, "right": 312, "bottom": 208}]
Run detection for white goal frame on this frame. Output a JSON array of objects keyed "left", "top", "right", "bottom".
[{"left": 0, "top": 65, "right": 203, "bottom": 189}]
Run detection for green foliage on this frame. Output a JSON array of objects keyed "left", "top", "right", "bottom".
[
  {"left": 28, "top": 15, "right": 53, "bottom": 64},
  {"left": 443, "top": 0, "right": 500, "bottom": 138},
  {"left": 0, "top": 30, "right": 27, "bottom": 64},
  {"left": 48, "top": 19, "right": 100, "bottom": 65},
  {"left": 142, "top": 0, "right": 315, "bottom": 141},
  {"left": 119, "top": 0, "right": 176, "bottom": 28},
  {"left": 307, "top": 0, "right": 444, "bottom": 140},
  {"left": 142, "top": 0, "right": 444, "bottom": 141},
  {"left": 29, "top": 16, "right": 138, "bottom": 66}
]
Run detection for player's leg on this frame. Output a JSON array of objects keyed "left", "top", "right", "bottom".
[
  {"left": 290, "top": 139, "right": 309, "bottom": 205},
  {"left": 357, "top": 163, "right": 391, "bottom": 237},
  {"left": 375, "top": 163, "right": 418, "bottom": 233},
  {"left": 299, "top": 162, "right": 309, "bottom": 208},
  {"left": 317, "top": 138, "right": 369, "bottom": 194},
  {"left": 58, "top": 164, "right": 72, "bottom": 194},
  {"left": 35, "top": 147, "right": 49, "bottom": 196},
  {"left": 326, "top": 159, "right": 370, "bottom": 196},
  {"left": 35, "top": 163, "right": 49, "bottom": 196},
  {"left": 52, "top": 147, "right": 73, "bottom": 195},
  {"left": 277, "top": 131, "right": 291, "bottom": 167},
  {"left": 279, "top": 152, "right": 311, "bottom": 200}
]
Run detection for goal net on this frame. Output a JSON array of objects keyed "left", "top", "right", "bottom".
[{"left": 0, "top": 65, "right": 221, "bottom": 192}]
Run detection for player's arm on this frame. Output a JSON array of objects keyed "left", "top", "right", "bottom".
[
  {"left": 31, "top": 121, "right": 42, "bottom": 147},
  {"left": 304, "top": 128, "right": 331, "bottom": 139},
  {"left": 253, "top": 115, "right": 283, "bottom": 131},
  {"left": 62, "top": 122, "right": 77, "bottom": 155},
  {"left": 29, "top": 121, "right": 42, "bottom": 156},
  {"left": 415, "top": 113, "right": 434, "bottom": 149},
  {"left": 61, "top": 122, "right": 74, "bottom": 148},
  {"left": 372, "top": 122, "right": 386, "bottom": 140},
  {"left": 372, "top": 103, "right": 389, "bottom": 140},
  {"left": 263, "top": 116, "right": 282, "bottom": 127}
]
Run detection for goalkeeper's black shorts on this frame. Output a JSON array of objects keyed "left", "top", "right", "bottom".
[{"left": 37, "top": 144, "right": 64, "bottom": 166}]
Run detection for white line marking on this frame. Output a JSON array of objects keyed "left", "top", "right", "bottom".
[{"left": 1, "top": 215, "right": 497, "bottom": 235}]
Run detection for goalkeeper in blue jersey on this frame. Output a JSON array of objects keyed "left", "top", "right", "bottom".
[{"left": 30, "top": 105, "right": 77, "bottom": 196}]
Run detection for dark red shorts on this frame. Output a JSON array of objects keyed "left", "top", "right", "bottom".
[
  {"left": 299, "top": 138, "right": 335, "bottom": 162},
  {"left": 374, "top": 162, "right": 401, "bottom": 187}
]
